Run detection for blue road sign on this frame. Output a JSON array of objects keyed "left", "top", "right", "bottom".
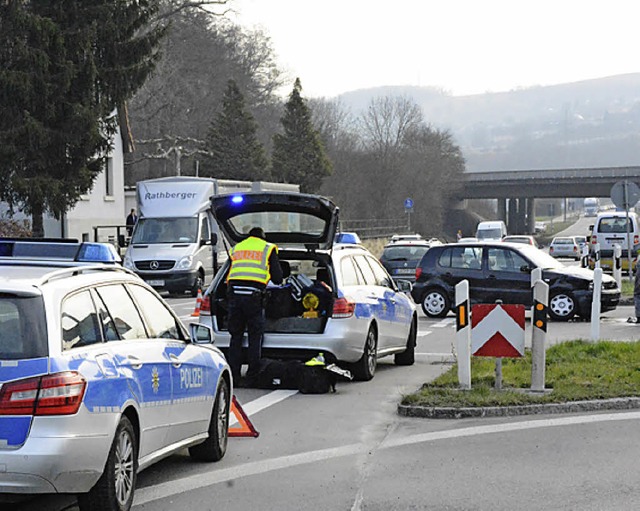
[{"left": 404, "top": 198, "right": 414, "bottom": 210}]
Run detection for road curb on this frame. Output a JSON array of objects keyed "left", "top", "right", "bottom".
[{"left": 398, "top": 396, "right": 640, "bottom": 419}]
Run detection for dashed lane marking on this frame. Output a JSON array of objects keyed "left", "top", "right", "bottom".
[
  {"left": 432, "top": 318, "right": 455, "bottom": 328},
  {"left": 133, "top": 411, "right": 640, "bottom": 507}
]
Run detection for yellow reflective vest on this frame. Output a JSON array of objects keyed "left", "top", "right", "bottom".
[{"left": 227, "top": 236, "right": 277, "bottom": 285}]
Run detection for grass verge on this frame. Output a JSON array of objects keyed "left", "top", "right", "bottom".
[{"left": 402, "top": 340, "right": 640, "bottom": 408}]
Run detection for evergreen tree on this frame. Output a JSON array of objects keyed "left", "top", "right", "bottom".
[
  {"left": 271, "top": 78, "right": 332, "bottom": 193},
  {"left": 202, "top": 79, "right": 269, "bottom": 180},
  {"left": 0, "top": 0, "right": 164, "bottom": 236}
]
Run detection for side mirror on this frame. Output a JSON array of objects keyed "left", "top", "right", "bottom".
[
  {"left": 520, "top": 265, "right": 532, "bottom": 274},
  {"left": 396, "top": 279, "right": 413, "bottom": 293},
  {"left": 190, "top": 323, "right": 214, "bottom": 344},
  {"left": 210, "top": 233, "right": 218, "bottom": 246},
  {"left": 588, "top": 224, "right": 594, "bottom": 232}
]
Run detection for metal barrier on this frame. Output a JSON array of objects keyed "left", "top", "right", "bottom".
[{"left": 340, "top": 218, "right": 409, "bottom": 240}]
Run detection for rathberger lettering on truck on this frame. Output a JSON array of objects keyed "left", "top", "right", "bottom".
[
  {"left": 180, "top": 367, "right": 204, "bottom": 389},
  {"left": 144, "top": 191, "right": 198, "bottom": 200}
]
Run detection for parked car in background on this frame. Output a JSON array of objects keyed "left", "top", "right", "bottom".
[
  {"left": 410, "top": 241, "right": 620, "bottom": 321},
  {"left": 549, "top": 236, "right": 580, "bottom": 260},
  {"left": 390, "top": 233, "right": 423, "bottom": 242},
  {"left": 458, "top": 237, "right": 479, "bottom": 243},
  {"left": 0, "top": 239, "right": 231, "bottom": 511},
  {"left": 534, "top": 221, "right": 547, "bottom": 234},
  {"left": 475, "top": 220, "right": 507, "bottom": 241},
  {"left": 502, "top": 235, "right": 539, "bottom": 248},
  {"left": 573, "top": 235, "right": 588, "bottom": 251},
  {"left": 200, "top": 192, "right": 417, "bottom": 382},
  {"left": 380, "top": 238, "right": 441, "bottom": 283}
]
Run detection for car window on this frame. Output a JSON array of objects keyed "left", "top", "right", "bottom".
[
  {"left": 382, "top": 245, "right": 429, "bottom": 261},
  {"left": 200, "top": 217, "right": 210, "bottom": 243},
  {"left": 95, "top": 284, "right": 147, "bottom": 340},
  {"left": 340, "top": 256, "right": 361, "bottom": 286},
  {"left": 439, "top": 246, "right": 482, "bottom": 270},
  {"left": 366, "top": 255, "right": 393, "bottom": 287},
  {"left": 128, "top": 284, "right": 184, "bottom": 340},
  {"left": 61, "top": 290, "right": 102, "bottom": 350},
  {"left": 487, "top": 248, "right": 528, "bottom": 272},
  {"left": 92, "top": 288, "right": 120, "bottom": 341},
  {"left": 0, "top": 295, "right": 48, "bottom": 359},
  {"left": 353, "top": 254, "right": 376, "bottom": 285}
]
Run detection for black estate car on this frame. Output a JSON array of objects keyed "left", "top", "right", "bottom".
[{"left": 410, "top": 242, "right": 620, "bottom": 321}]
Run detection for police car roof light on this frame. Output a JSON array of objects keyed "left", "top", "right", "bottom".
[
  {"left": 231, "top": 195, "right": 244, "bottom": 204},
  {"left": 0, "top": 239, "right": 121, "bottom": 264}
]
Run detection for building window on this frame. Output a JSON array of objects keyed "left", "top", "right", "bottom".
[{"left": 105, "top": 157, "right": 114, "bottom": 197}]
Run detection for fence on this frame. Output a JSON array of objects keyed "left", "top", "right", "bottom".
[{"left": 340, "top": 218, "right": 410, "bottom": 240}]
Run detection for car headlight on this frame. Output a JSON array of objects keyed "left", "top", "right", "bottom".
[
  {"left": 123, "top": 254, "right": 135, "bottom": 270},
  {"left": 177, "top": 255, "right": 193, "bottom": 270}
]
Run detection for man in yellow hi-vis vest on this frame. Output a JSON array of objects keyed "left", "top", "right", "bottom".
[{"left": 227, "top": 227, "right": 283, "bottom": 385}]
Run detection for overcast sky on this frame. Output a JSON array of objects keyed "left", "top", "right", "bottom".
[{"left": 229, "top": 0, "right": 640, "bottom": 98}]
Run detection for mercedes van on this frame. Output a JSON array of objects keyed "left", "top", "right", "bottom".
[
  {"left": 475, "top": 220, "right": 507, "bottom": 242},
  {"left": 589, "top": 211, "right": 640, "bottom": 272}
]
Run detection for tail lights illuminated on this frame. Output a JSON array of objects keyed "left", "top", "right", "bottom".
[
  {"left": 332, "top": 297, "right": 355, "bottom": 318},
  {"left": 200, "top": 294, "right": 211, "bottom": 315},
  {"left": 635, "top": 235, "right": 639, "bottom": 246},
  {"left": 0, "top": 371, "right": 86, "bottom": 416},
  {"left": 415, "top": 267, "right": 422, "bottom": 280},
  {"left": 591, "top": 235, "right": 597, "bottom": 244}
]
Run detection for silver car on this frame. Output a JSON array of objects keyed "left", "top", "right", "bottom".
[
  {"left": 549, "top": 236, "right": 580, "bottom": 260},
  {"left": 0, "top": 240, "right": 231, "bottom": 511},
  {"left": 199, "top": 192, "right": 417, "bottom": 381}
]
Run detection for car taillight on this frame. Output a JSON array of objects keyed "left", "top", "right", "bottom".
[
  {"left": 332, "top": 297, "right": 355, "bottom": 318},
  {"left": 549, "top": 247, "right": 554, "bottom": 252},
  {"left": 591, "top": 235, "right": 597, "bottom": 244},
  {"left": 635, "top": 235, "right": 639, "bottom": 245},
  {"left": 200, "top": 294, "right": 211, "bottom": 315},
  {"left": 573, "top": 246, "right": 577, "bottom": 252},
  {"left": 415, "top": 267, "right": 422, "bottom": 280},
  {"left": 0, "top": 371, "right": 86, "bottom": 416}
]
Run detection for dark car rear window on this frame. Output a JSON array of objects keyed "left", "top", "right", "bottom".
[
  {"left": 382, "top": 245, "right": 429, "bottom": 261},
  {"left": 0, "top": 294, "right": 48, "bottom": 359}
]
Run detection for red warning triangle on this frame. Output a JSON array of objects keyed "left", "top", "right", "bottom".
[{"left": 228, "top": 395, "right": 260, "bottom": 438}]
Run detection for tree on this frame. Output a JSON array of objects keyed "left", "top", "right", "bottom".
[
  {"left": 271, "top": 78, "right": 332, "bottom": 193},
  {"left": 0, "top": 1, "right": 164, "bottom": 236},
  {"left": 201, "top": 79, "right": 269, "bottom": 180}
]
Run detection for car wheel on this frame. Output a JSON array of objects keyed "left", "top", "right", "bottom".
[
  {"left": 191, "top": 271, "right": 204, "bottom": 298},
  {"left": 394, "top": 316, "right": 416, "bottom": 366},
  {"left": 189, "top": 377, "right": 230, "bottom": 462},
  {"left": 421, "top": 288, "right": 450, "bottom": 318},
  {"left": 352, "top": 325, "right": 377, "bottom": 381},
  {"left": 549, "top": 292, "right": 576, "bottom": 321},
  {"left": 77, "top": 416, "right": 137, "bottom": 511}
]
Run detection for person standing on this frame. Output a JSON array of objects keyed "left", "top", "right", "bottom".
[
  {"left": 629, "top": 262, "right": 640, "bottom": 324},
  {"left": 227, "top": 227, "right": 283, "bottom": 385},
  {"left": 126, "top": 209, "right": 138, "bottom": 236}
]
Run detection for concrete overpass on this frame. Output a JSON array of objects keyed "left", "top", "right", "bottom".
[{"left": 456, "top": 166, "right": 640, "bottom": 233}]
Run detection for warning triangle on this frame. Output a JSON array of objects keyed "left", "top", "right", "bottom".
[
  {"left": 228, "top": 395, "right": 260, "bottom": 438},
  {"left": 473, "top": 333, "right": 522, "bottom": 358}
]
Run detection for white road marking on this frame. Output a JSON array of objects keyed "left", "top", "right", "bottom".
[
  {"left": 417, "top": 330, "right": 432, "bottom": 338},
  {"left": 432, "top": 318, "right": 455, "bottom": 328},
  {"left": 230, "top": 390, "right": 298, "bottom": 425},
  {"left": 134, "top": 410, "right": 640, "bottom": 507}
]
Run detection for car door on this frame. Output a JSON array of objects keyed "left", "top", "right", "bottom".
[
  {"left": 197, "top": 214, "right": 215, "bottom": 283},
  {"left": 364, "top": 254, "right": 413, "bottom": 348},
  {"left": 94, "top": 283, "right": 174, "bottom": 458},
  {"left": 484, "top": 247, "right": 532, "bottom": 306},
  {"left": 437, "top": 246, "right": 485, "bottom": 303},
  {"left": 127, "top": 283, "right": 214, "bottom": 445}
]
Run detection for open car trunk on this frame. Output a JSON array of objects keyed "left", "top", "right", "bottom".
[{"left": 211, "top": 251, "right": 335, "bottom": 334}]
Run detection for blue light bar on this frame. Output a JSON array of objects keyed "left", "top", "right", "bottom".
[
  {"left": 0, "top": 240, "right": 121, "bottom": 264},
  {"left": 76, "top": 242, "right": 121, "bottom": 264},
  {"left": 231, "top": 195, "right": 244, "bottom": 204}
]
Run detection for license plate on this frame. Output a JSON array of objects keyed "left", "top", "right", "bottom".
[
  {"left": 395, "top": 268, "right": 414, "bottom": 274},
  {"left": 147, "top": 279, "right": 165, "bottom": 287}
]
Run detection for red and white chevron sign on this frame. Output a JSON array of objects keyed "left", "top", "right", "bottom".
[{"left": 471, "top": 304, "right": 525, "bottom": 358}]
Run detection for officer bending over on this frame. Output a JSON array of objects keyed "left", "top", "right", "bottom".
[{"left": 227, "top": 227, "right": 283, "bottom": 385}]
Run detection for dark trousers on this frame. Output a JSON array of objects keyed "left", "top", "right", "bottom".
[{"left": 227, "top": 290, "right": 265, "bottom": 381}]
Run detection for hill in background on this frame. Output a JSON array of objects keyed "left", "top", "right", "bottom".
[{"left": 338, "top": 73, "right": 640, "bottom": 173}]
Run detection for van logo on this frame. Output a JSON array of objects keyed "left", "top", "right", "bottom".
[{"left": 150, "top": 260, "right": 160, "bottom": 270}]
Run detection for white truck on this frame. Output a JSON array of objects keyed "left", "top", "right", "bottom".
[{"left": 123, "top": 177, "right": 299, "bottom": 296}]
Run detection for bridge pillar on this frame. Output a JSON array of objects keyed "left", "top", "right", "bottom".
[
  {"left": 497, "top": 198, "right": 507, "bottom": 222},
  {"left": 526, "top": 198, "right": 535, "bottom": 234},
  {"left": 507, "top": 198, "right": 518, "bottom": 233}
]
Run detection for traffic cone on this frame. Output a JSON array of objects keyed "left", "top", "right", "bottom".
[{"left": 191, "top": 289, "right": 203, "bottom": 317}]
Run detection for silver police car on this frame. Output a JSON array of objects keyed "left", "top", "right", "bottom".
[{"left": 0, "top": 240, "right": 231, "bottom": 511}]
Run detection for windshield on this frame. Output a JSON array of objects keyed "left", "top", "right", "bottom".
[
  {"left": 382, "top": 245, "right": 429, "bottom": 261},
  {"left": 477, "top": 228, "right": 503, "bottom": 240},
  {"left": 131, "top": 217, "right": 198, "bottom": 244},
  {"left": 517, "top": 245, "right": 565, "bottom": 269},
  {"left": 226, "top": 211, "right": 326, "bottom": 247},
  {"left": 0, "top": 294, "right": 48, "bottom": 359}
]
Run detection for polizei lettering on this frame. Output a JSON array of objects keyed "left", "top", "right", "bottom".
[
  {"left": 144, "top": 191, "right": 198, "bottom": 201},
  {"left": 180, "top": 367, "right": 203, "bottom": 389}
]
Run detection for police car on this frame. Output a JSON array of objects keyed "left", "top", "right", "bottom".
[
  {"left": 0, "top": 239, "right": 231, "bottom": 511},
  {"left": 200, "top": 192, "right": 417, "bottom": 381}
]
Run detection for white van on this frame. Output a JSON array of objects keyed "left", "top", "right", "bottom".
[
  {"left": 589, "top": 211, "right": 640, "bottom": 271},
  {"left": 475, "top": 220, "right": 507, "bottom": 242},
  {"left": 123, "top": 177, "right": 299, "bottom": 296}
]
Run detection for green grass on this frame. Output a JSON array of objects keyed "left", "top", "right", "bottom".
[
  {"left": 621, "top": 278, "right": 635, "bottom": 297},
  {"left": 402, "top": 341, "right": 640, "bottom": 408}
]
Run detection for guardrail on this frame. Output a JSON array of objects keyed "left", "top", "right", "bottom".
[{"left": 340, "top": 218, "right": 410, "bottom": 240}]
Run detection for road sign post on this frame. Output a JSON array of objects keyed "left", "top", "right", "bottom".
[
  {"left": 404, "top": 198, "right": 414, "bottom": 233},
  {"left": 590, "top": 268, "right": 603, "bottom": 342},
  {"left": 531, "top": 280, "right": 549, "bottom": 392},
  {"left": 613, "top": 244, "right": 622, "bottom": 290},
  {"left": 455, "top": 280, "right": 471, "bottom": 390}
]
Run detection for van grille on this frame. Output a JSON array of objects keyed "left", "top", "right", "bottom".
[{"left": 135, "top": 260, "right": 175, "bottom": 271}]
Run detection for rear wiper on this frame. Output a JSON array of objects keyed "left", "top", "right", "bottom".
[{"left": 389, "top": 257, "right": 408, "bottom": 261}]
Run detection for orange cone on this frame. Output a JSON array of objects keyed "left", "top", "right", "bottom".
[{"left": 191, "top": 289, "right": 203, "bottom": 317}]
